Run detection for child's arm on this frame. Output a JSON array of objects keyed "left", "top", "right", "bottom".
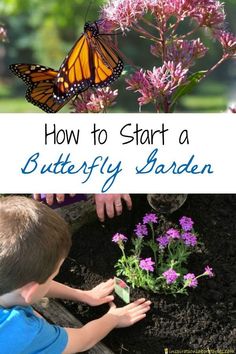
[
  {"left": 62, "top": 298, "right": 151, "bottom": 354},
  {"left": 46, "top": 279, "right": 115, "bottom": 306}
]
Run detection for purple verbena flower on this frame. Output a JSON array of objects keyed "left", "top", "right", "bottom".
[
  {"left": 134, "top": 223, "right": 148, "bottom": 238},
  {"left": 163, "top": 268, "right": 179, "bottom": 284},
  {"left": 156, "top": 235, "right": 169, "bottom": 249},
  {"left": 166, "top": 228, "right": 180, "bottom": 239},
  {"left": 204, "top": 266, "right": 214, "bottom": 278},
  {"left": 139, "top": 257, "right": 155, "bottom": 272},
  {"left": 184, "top": 273, "right": 198, "bottom": 288},
  {"left": 179, "top": 216, "right": 194, "bottom": 231},
  {"left": 142, "top": 213, "right": 158, "bottom": 224},
  {"left": 181, "top": 232, "right": 197, "bottom": 247},
  {"left": 112, "top": 233, "right": 128, "bottom": 243}
]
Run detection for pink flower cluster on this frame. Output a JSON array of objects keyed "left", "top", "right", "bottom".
[
  {"left": 72, "top": 88, "right": 118, "bottom": 113},
  {"left": 101, "top": 0, "right": 146, "bottom": 30},
  {"left": 101, "top": 0, "right": 226, "bottom": 30},
  {"left": 191, "top": 0, "right": 225, "bottom": 28},
  {"left": 99, "top": 0, "right": 235, "bottom": 113},
  {"left": 151, "top": 39, "right": 208, "bottom": 68},
  {"left": 214, "top": 30, "right": 236, "bottom": 56},
  {"left": 0, "top": 26, "right": 7, "bottom": 42},
  {"left": 228, "top": 105, "right": 236, "bottom": 113},
  {"left": 126, "top": 61, "right": 188, "bottom": 108}
]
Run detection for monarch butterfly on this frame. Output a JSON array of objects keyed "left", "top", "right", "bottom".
[
  {"left": 53, "top": 21, "right": 124, "bottom": 103},
  {"left": 9, "top": 21, "right": 123, "bottom": 112},
  {"left": 9, "top": 64, "right": 74, "bottom": 113}
]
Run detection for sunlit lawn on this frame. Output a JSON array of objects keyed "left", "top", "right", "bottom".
[
  {"left": 0, "top": 98, "right": 40, "bottom": 112},
  {"left": 179, "top": 80, "right": 228, "bottom": 112},
  {"left": 180, "top": 95, "right": 227, "bottom": 112},
  {"left": 0, "top": 79, "right": 229, "bottom": 113},
  {"left": 0, "top": 98, "right": 70, "bottom": 113}
]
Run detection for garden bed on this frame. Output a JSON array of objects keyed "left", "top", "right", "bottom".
[{"left": 57, "top": 194, "right": 236, "bottom": 353}]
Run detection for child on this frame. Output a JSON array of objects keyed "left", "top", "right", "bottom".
[{"left": 0, "top": 196, "right": 151, "bottom": 353}]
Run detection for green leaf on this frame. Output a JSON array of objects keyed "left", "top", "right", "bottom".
[{"left": 170, "top": 70, "right": 207, "bottom": 111}]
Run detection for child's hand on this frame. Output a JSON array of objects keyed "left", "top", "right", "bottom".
[
  {"left": 108, "top": 298, "right": 151, "bottom": 328},
  {"left": 83, "top": 279, "right": 115, "bottom": 306}
]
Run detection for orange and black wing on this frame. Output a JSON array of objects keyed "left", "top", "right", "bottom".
[
  {"left": 9, "top": 64, "right": 73, "bottom": 113},
  {"left": 53, "top": 22, "right": 123, "bottom": 103},
  {"left": 91, "top": 35, "right": 123, "bottom": 89}
]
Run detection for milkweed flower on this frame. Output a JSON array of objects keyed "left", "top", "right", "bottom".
[
  {"left": 134, "top": 223, "right": 148, "bottom": 238},
  {"left": 214, "top": 30, "right": 236, "bottom": 56},
  {"left": 184, "top": 273, "right": 198, "bottom": 288},
  {"left": 101, "top": 0, "right": 225, "bottom": 31},
  {"left": 163, "top": 39, "right": 208, "bottom": 68},
  {"left": 101, "top": 0, "right": 146, "bottom": 31},
  {"left": 163, "top": 268, "right": 179, "bottom": 284},
  {"left": 204, "top": 266, "right": 214, "bottom": 278},
  {"left": 147, "top": 62, "right": 188, "bottom": 96},
  {"left": 147, "top": 0, "right": 193, "bottom": 21},
  {"left": 228, "top": 105, "right": 236, "bottom": 113},
  {"left": 179, "top": 216, "right": 194, "bottom": 231},
  {"left": 0, "top": 26, "right": 7, "bottom": 42},
  {"left": 192, "top": 0, "right": 225, "bottom": 29},
  {"left": 181, "top": 232, "right": 197, "bottom": 247},
  {"left": 126, "top": 62, "right": 188, "bottom": 107},
  {"left": 72, "top": 88, "right": 118, "bottom": 113},
  {"left": 126, "top": 69, "right": 149, "bottom": 92},
  {"left": 112, "top": 233, "right": 128, "bottom": 243},
  {"left": 139, "top": 257, "right": 155, "bottom": 272},
  {"left": 143, "top": 213, "right": 158, "bottom": 224}
]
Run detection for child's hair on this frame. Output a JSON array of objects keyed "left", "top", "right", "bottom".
[{"left": 0, "top": 196, "right": 72, "bottom": 296}]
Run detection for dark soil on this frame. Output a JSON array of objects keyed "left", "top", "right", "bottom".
[{"left": 57, "top": 194, "right": 236, "bottom": 353}]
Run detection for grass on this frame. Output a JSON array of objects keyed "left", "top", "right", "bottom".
[
  {"left": 180, "top": 95, "right": 227, "bottom": 112},
  {"left": 0, "top": 79, "right": 229, "bottom": 113},
  {"left": 0, "top": 98, "right": 41, "bottom": 113},
  {"left": 179, "top": 80, "right": 228, "bottom": 112},
  {"left": 0, "top": 98, "right": 70, "bottom": 113}
]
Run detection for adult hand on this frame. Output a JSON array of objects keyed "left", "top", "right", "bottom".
[
  {"left": 94, "top": 194, "right": 132, "bottom": 222},
  {"left": 33, "top": 194, "right": 75, "bottom": 206}
]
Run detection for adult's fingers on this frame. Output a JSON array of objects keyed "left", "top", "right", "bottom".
[{"left": 122, "top": 194, "right": 132, "bottom": 210}]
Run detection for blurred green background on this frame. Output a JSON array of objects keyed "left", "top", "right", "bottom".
[{"left": 0, "top": 0, "right": 235, "bottom": 113}]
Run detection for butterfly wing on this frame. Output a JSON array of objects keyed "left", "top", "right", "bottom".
[
  {"left": 53, "top": 34, "right": 93, "bottom": 103},
  {"left": 54, "top": 23, "right": 123, "bottom": 103},
  {"left": 91, "top": 36, "right": 123, "bottom": 88},
  {"left": 9, "top": 64, "right": 72, "bottom": 113}
]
